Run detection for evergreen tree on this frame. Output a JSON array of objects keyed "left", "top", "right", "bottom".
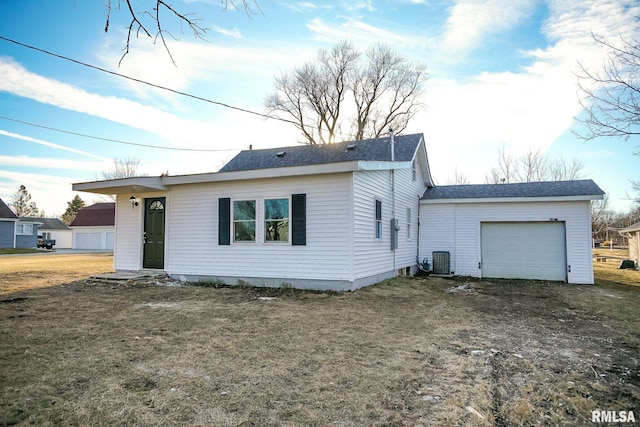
[
  {"left": 61, "top": 195, "right": 86, "bottom": 225},
  {"left": 10, "top": 185, "right": 39, "bottom": 217}
]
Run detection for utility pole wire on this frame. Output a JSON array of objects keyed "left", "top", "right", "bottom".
[
  {"left": 0, "top": 35, "right": 298, "bottom": 127},
  {"left": 0, "top": 115, "right": 238, "bottom": 152}
]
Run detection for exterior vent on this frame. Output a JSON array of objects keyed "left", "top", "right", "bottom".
[
  {"left": 276, "top": 151, "right": 286, "bottom": 158},
  {"left": 346, "top": 144, "right": 356, "bottom": 151},
  {"left": 432, "top": 251, "right": 450, "bottom": 275}
]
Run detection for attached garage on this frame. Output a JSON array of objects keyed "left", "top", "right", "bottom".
[
  {"left": 419, "top": 180, "right": 604, "bottom": 284},
  {"left": 481, "top": 221, "right": 566, "bottom": 281}
]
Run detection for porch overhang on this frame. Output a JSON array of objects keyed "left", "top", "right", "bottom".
[{"left": 72, "top": 177, "right": 168, "bottom": 195}]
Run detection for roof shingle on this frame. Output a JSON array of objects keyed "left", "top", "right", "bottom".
[
  {"left": 421, "top": 180, "right": 605, "bottom": 200},
  {"left": 19, "top": 217, "right": 70, "bottom": 230},
  {"left": 70, "top": 203, "right": 115, "bottom": 226},
  {"left": 219, "top": 133, "right": 423, "bottom": 173},
  {"left": 0, "top": 198, "right": 17, "bottom": 219}
]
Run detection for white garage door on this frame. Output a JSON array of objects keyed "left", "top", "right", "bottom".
[
  {"left": 76, "top": 233, "right": 102, "bottom": 250},
  {"left": 106, "top": 232, "right": 115, "bottom": 250},
  {"left": 481, "top": 222, "right": 567, "bottom": 281}
]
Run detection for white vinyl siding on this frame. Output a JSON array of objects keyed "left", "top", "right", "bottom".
[
  {"left": 114, "top": 194, "right": 146, "bottom": 270},
  {"left": 353, "top": 166, "right": 426, "bottom": 281},
  {"left": 419, "top": 200, "right": 594, "bottom": 284},
  {"left": 163, "top": 174, "right": 353, "bottom": 283}
]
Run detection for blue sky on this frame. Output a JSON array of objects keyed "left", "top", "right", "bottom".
[{"left": 0, "top": 0, "right": 638, "bottom": 215}]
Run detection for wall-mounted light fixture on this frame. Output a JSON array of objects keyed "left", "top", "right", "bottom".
[{"left": 129, "top": 195, "right": 139, "bottom": 207}]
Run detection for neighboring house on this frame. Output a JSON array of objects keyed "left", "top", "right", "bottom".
[
  {"left": 31, "top": 218, "right": 73, "bottom": 249},
  {"left": 0, "top": 198, "right": 19, "bottom": 249},
  {"left": 73, "top": 133, "right": 604, "bottom": 290},
  {"left": 69, "top": 203, "right": 115, "bottom": 250},
  {"left": 618, "top": 222, "right": 640, "bottom": 269},
  {"left": 16, "top": 217, "right": 42, "bottom": 248}
]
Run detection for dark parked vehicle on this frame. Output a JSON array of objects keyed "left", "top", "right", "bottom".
[{"left": 37, "top": 236, "right": 56, "bottom": 250}]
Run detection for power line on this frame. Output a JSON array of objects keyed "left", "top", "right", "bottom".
[
  {"left": 0, "top": 115, "right": 239, "bottom": 152},
  {"left": 0, "top": 35, "right": 297, "bottom": 126}
]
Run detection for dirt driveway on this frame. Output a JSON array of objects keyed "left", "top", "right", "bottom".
[{"left": 0, "top": 255, "right": 638, "bottom": 426}]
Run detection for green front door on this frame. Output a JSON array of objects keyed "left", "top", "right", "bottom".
[{"left": 143, "top": 197, "right": 165, "bottom": 269}]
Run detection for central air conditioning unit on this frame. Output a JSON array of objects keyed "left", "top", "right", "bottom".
[{"left": 432, "top": 251, "right": 450, "bottom": 275}]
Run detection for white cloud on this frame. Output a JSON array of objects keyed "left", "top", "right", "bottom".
[
  {"left": 0, "top": 154, "right": 109, "bottom": 171},
  {"left": 0, "top": 130, "right": 107, "bottom": 160},
  {"left": 306, "top": 17, "right": 423, "bottom": 49},
  {"left": 419, "top": 0, "right": 640, "bottom": 191},
  {"left": 212, "top": 25, "right": 243, "bottom": 38},
  {"left": 443, "top": 0, "right": 537, "bottom": 53}
]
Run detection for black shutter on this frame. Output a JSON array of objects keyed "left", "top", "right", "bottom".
[
  {"left": 291, "top": 194, "right": 306, "bottom": 246},
  {"left": 218, "top": 198, "right": 230, "bottom": 245}
]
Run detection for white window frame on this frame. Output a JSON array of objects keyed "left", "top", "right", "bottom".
[
  {"left": 16, "top": 223, "right": 34, "bottom": 236},
  {"left": 406, "top": 208, "right": 412, "bottom": 241},
  {"left": 264, "top": 197, "right": 290, "bottom": 244},
  {"left": 232, "top": 199, "right": 257, "bottom": 243},
  {"left": 375, "top": 199, "right": 382, "bottom": 240}
]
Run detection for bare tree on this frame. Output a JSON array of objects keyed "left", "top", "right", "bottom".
[
  {"left": 10, "top": 185, "right": 39, "bottom": 217},
  {"left": 547, "top": 157, "right": 585, "bottom": 181},
  {"left": 515, "top": 148, "right": 548, "bottom": 183},
  {"left": 485, "top": 144, "right": 517, "bottom": 183},
  {"left": 591, "top": 194, "right": 611, "bottom": 242},
  {"left": 576, "top": 28, "right": 640, "bottom": 153},
  {"left": 101, "top": 157, "right": 145, "bottom": 180},
  {"left": 104, "top": 0, "right": 261, "bottom": 65},
  {"left": 265, "top": 40, "right": 427, "bottom": 145},
  {"left": 485, "top": 145, "right": 584, "bottom": 184},
  {"left": 447, "top": 168, "right": 470, "bottom": 185}
]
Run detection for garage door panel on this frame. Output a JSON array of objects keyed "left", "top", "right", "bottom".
[
  {"left": 481, "top": 222, "right": 566, "bottom": 281},
  {"left": 76, "top": 233, "right": 101, "bottom": 249}
]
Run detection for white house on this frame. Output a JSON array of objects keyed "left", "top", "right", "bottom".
[
  {"left": 73, "top": 133, "right": 604, "bottom": 290},
  {"left": 70, "top": 203, "right": 115, "bottom": 251},
  {"left": 30, "top": 218, "right": 72, "bottom": 249}
]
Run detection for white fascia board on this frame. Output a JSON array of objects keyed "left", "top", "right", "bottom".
[
  {"left": 18, "top": 220, "right": 44, "bottom": 226},
  {"left": 420, "top": 194, "right": 604, "bottom": 204},
  {"left": 73, "top": 160, "right": 412, "bottom": 192},
  {"left": 357, "top": 161, "right": 412, "bottom": 170},
  {"left": 414, "top": 136, "right": 435, "bottom": 187},
  {"left": 72, "top": 177, "right": 168, "bottom": 195},
  {"left": 163, "top": 162, "right": 363, "bottom": 186}
]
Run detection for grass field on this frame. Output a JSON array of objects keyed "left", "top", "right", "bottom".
[
  {"left": 0, "top": 253, "right": 638, "bottom": 426},
  {"left": 0, "top": 253, "right": 114, "bottom": 295},
  {"left": 592, "top": 248, "right": 640, "bottom": 288}
]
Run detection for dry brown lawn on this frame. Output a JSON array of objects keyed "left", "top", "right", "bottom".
[
  {"left": 0, "top": 253, "right": 639, "bottom": 426},
  {"left": 0, "top": 253, "right": 114, "bottom": 294},
  {"left": 592, "top": 248, "right": 640, "bottom": 288}
]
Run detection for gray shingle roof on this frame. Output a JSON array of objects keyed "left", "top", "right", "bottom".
[
  {"left": 0, "top": 198, "right": 17, "bottom": 219},
  {"left": 219, "top": 133, "right": 423, "bottom": 172},
  {"left": 19, "top": 218, "right": 70, "bottom": 230},
  {"left": 421, "top": 180, "right": 605, "bottom": 200}
]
